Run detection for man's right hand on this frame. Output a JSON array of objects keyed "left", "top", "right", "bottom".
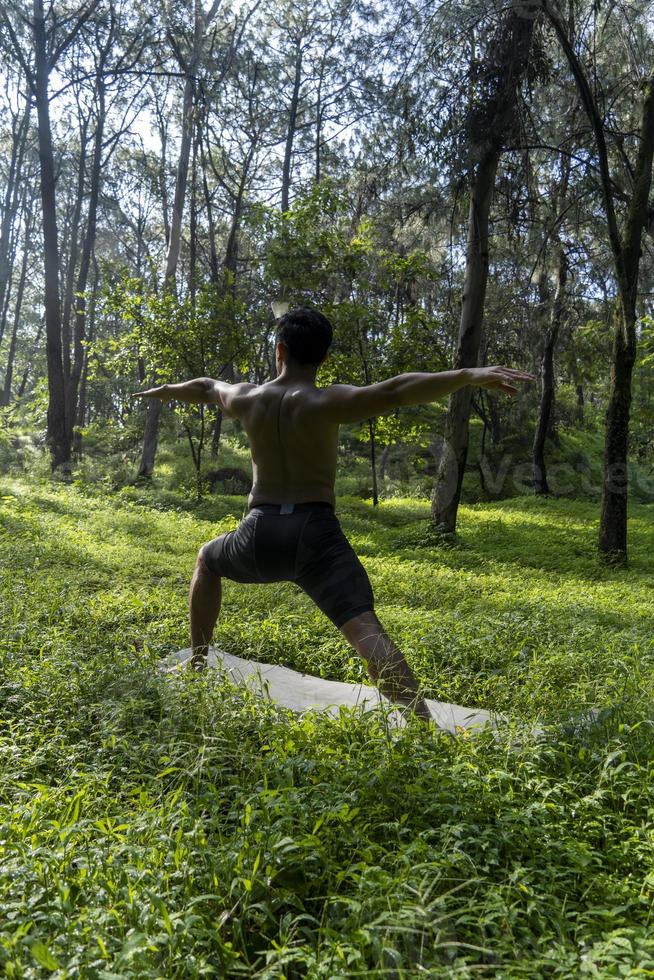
[
  {"left": 131, "top": 385, "right": 170, "bottom": 401},
  {"left": 469, "top": 366, "right": 536, "bottom": 395}
]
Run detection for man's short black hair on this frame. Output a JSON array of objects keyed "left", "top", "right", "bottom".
[{"left": 275, "top": 307, "right": 333, "bottom": 367}]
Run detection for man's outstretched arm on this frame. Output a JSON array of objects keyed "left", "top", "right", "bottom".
[
  {"left": 324, "top": 366, "right": 536, "bottom": 424},
  {"left": 132, "top": 378, "right": 254, "bottom": 414}
]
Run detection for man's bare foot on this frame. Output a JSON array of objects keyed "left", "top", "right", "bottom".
[{"left": 159, "top": 655, "right": 207, "bottom": 675}]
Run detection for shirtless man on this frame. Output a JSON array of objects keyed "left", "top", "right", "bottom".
[{"left": 134, "top": 307, "right": 534, "bottom": 720}]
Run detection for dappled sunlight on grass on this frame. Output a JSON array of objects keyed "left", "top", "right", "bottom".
[
  {"left": 2, "top": 478, "right": 654, "bottom": 975},
  {"left": 2, "top": 480, "right": 652, "bottom": 722}
]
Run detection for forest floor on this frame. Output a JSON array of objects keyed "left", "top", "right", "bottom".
[{"left": 1, "top": 477, "right": 654, "bottom": 977}]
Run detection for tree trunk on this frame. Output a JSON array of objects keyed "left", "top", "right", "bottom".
[
  {"left": 164, "top": 74, "right": 194, "bottom": 288},
  {"left": 67, "top": 80, "right": 105, "bottom": 451},
  {"left": 575, "top": 383, "right": 584, "bottom": 423},
  {"left": 189, "top": 128, "right": 198, "bottom": 301},
  {"left": 544, "top": 9, "right": 654, "bottom": 560},
  {"left": 598, "top": 73, "right": 654, "bottom": 559},
  {"left": 0, "top": 101, "right": 29, "bottom": 336},
  {"left": 368, "top": 418, "right": 379, "bottom": 507},
  {"left": 210, "top": 407, "right": 223, "bottom": 459},
  {"left": 138, "top": 57, "right": 196, "bottom": 479},
  {"left": 281, "top": 42, "right": 302, "bottom": 213},
  {"left": 486, "top": 392, "right": 503, "bottom": 445},
  {"left": 478, "top": 411, "right": 488, "bottom": 493},
  {"left": 431, "top": 147, "right": 500, "bottom": 529},
  {"left": 598, "top": 300, "right": 635, "bottom": 556},
  {"left": 61, "top": 120, "right": 88, "bottom": 388},
  {"left": 33, "top": 0, "right": 69, "bottom": 471},
  {"left": 18, "top": 320, "right": 44, "bottom": 398},
  {"left": 138, "top": 398, "right": 163, "bottom": 479},
  {"left": 154, "top": 88, "right": 171, "bottom": 248},
  {"left": 431, "top": 7, "right": 536, "bottom": 531},
  {"left": 532, "top": 341, "right": 555, "bottom": 495},
  {"left": 72, "top": 257, "right": 99, "bottom": 455},
  {"left": 200, "top": 132, "right": 220, "bottom": 284},
  {"left": 0, "top": 225, "right": 17, "bottom": 352},
  {"left": 315, "top": 78, "right": 323, "bottom": 184},
  {"left": 532, "top": 248, "right": 568, "bottom": 494},
  {"left": 224, "top": 164, "right": 251, "bottom": 279},
  {"left": 379, "top": 444, "right": 391, "bottom": 481},
  {"left": 1, "top": 213, "right": 31, "bottom": 406}
]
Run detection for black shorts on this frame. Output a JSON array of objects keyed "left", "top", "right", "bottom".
[{"left": 200, "top": 503, "right": 375, "bottom": 629}]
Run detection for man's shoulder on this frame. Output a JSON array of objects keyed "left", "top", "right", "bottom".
[
  {"left": 315, "top": 383, "right": 358, "bottom": 400},
  {"left": 224, "top": 380, "right": 259, "bottom": 400},
  {"left": 215, "top": 380, "right": 258, "bottom": 416},
  {"left": 231, "top": 381, "right": 258, "bottom": 393},
  {"left": 315, "top": 383, "right": 366, "bottom": 407}
]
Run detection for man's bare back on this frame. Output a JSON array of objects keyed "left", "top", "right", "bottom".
[{"left": 230, "top": 379, "right": 339, "bottom": 509}]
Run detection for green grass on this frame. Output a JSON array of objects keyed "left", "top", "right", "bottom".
[{"left": 1, "top": 477, "right": 654, "bottom": 977}]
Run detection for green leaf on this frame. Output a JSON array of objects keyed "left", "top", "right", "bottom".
[{"left": 31, "top": 941, "right": 60, "bottom": 971}]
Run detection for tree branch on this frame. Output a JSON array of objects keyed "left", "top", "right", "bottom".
[{"left": 542, "top": 0, "right": 623, "bottom": 277}]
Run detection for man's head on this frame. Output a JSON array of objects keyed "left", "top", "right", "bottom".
[{"left": 275, "top": 307, "right": 333, "bottom": 373}]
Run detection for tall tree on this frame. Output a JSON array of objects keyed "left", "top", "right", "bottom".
[
  {"left": 544, "top": 0, "right": 654, "bottom": 560},
  {"left": 1, "top": 203, "right": 33, "bottom": 406},
  {"left": 431, "top": 4, "right": 538, "bottom": 531},
  {"left": 531, "top": 147, "right": 572, "bottom": 494},
  {"left": 138, "top": 0, "right": 255, "bottom": 478},
  {"left": 532, "top": 245, "right": 568, "bottom": 493},
  {"left": 0, "top": 97, "right": 30, "bottom": 347},
  {"left": 1, "top": 0, "right": 99, "bottom": 470}
]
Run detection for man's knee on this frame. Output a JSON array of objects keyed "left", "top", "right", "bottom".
[{"left": 196, "top": 548, "right": 220, "bottom": 578}]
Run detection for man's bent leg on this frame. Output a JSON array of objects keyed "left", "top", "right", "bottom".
[
  {"left": 189, "top": 551, "right": 222, "bottom": 669},
  {"left": 340, "top": 610, "right": 432, "bottom": 721}
]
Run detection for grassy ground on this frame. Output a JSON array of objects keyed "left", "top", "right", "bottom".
[{"left": 1, "top": 477, "right": 654, "bottom": 977}]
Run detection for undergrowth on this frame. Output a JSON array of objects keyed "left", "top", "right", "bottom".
[{"left": 1, "top": 478, "right": 653, "bottom": 977}]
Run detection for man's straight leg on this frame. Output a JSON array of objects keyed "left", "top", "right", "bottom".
[
  {"left": 189, "top": 552, "right": 222, "bottom": 669},
  {"left": 340, "top": 610, "right": 433, "bottom": 721}
]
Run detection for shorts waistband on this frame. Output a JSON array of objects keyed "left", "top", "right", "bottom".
[{"left": 249, "top": 501, "right": 335, "bottom": 514}]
